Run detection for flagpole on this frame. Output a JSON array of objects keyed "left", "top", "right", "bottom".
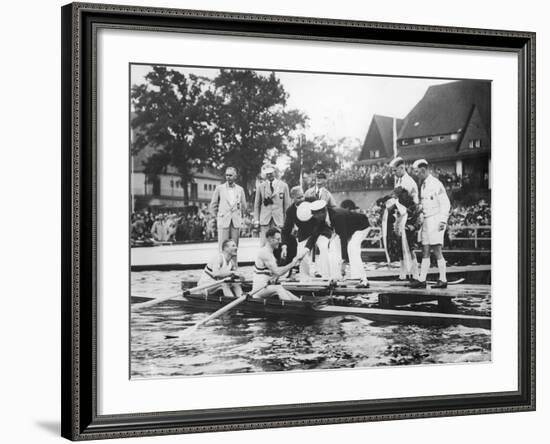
[{"left": 392, "top": 117, "right": 397, "bottom": 158}]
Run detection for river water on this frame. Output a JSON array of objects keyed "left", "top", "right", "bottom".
[{"left": 130, "top": 268, "right": 491, "bottom": 379}]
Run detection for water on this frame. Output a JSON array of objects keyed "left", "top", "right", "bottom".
[{"left": 130, "top": 269, "right": 491, "bottom": 378}]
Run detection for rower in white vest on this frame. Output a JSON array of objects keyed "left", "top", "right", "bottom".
[
  {"left": 197, "top": 239, "right": 244, "bottom": 298},
  {"left": 409, "top": 159, "right": 451, "bottom": 289},
  {"left": 252, "top": 227, "right": 305, "bottom": 301}
]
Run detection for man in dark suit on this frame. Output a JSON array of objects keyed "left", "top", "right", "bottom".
[
  {"left": 309, "top": 201, "right": 371, "bottom": 287},
  {"left": 279, "top": 186, "right": 316, "bottom": 271}
]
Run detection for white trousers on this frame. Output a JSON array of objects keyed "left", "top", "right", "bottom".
[
  {"left": 347, "top": 228, "right": 370, "bottom": 280},
  {"left": 316, "top": 235, "right": 342, "bottom": 280}
]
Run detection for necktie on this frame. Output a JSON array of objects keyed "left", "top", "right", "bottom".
[{"left": 269, "top": 180, "right": 274, "bottom": 194}]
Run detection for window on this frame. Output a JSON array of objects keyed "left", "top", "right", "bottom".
[
  {"left": 450, "top": 134, "right": 458, "bottom": 141},
  {"left": 401, "top": 140, "right": 408, "bottom": 146},
  {"left": 204, "top": 184, "right": 208, "bottom": 191},
  {"left": 191, "top": 183, "right": 198, "bottom": 200},
  {"left": 170, "top": 179, "right": 174, "bottom": 187},
  {"left": 413, "top": 121, "right": 420, "bottom": 127},
  {"left": 439, "top": 136, "right": 446, "bottom": 141},
  {"left": 426, "top": 137, "right": 433, "bottom": 143},
  {"left": 475, "top": 139, "right": 481, "bottom": 148},
  {"left": 413, "top": 138, "right": 421, "bottom": 144},
  {"left": 374, "top": 150, "right": 380, "bottom": 158},
  {"left": 469, "top": 140, "right": 474, "bottom": 149}
]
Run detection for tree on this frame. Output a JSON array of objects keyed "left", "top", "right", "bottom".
[
  {"left": 283, "top": 135, "right": 340, "bottom": 186},
  {"left": 210, "top": 69, "right": 307, "bottom": 197},
  {"left": 131, "top": 67, "right": 216, "bottom": 205}
]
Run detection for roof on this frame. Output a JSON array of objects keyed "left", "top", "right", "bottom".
[
  {"left": 398, "top": 80, "right": 491, "bottom": 139},
  {"left": 398, "top": 141, "right": 489, "bottom": 162},
  {"left": 358, "top": 115, "right": 403, "bottom": 161},
  {"left": 398, "top": 142, "right": 461, "bottom": 162}
]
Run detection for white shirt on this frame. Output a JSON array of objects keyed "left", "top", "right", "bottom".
[
  {"left": 226, "top": 184, "right": 236, "bottom": 206},
  {"left": 420, "top": 174, "right": 450, "bottom": 222},
  {"left": 394, "top": 173, "right": 419, "bottom": 204}
]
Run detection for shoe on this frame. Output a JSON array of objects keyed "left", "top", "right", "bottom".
[
  {"left": 409, "top": 279, "right": 427, "bottom": 289},
  {"left": 431, "top": 280, "right": 448, "bottom": 289}
]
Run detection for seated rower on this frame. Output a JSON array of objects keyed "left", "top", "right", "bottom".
[
  {"left": 252, "top": 227, "right": 306, "bottom": 301},
  {"left": 197, "top": 239, "right": 244, "bottom": 298}
]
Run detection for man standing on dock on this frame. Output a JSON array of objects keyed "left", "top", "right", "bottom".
[
  {"left": 253, "top": 165, "right": 291, "bottom": 246},
  {"left": 305, "top": 171, "right": 337, "bottom": 208},
  {"left": 389, "top": 156, "right": 420, "bottom": 280},
  {"left": 410, "top": 159, "right": 451, "bottom": 289},
  {"left": 280, "top": 186, "right": 315, "bottom": 274},
  {"left": 209, "top": 167, "right": 247, "bottom": 261},
  {"left": 389, "top": 156, "right": 419, "bottom": 204},
  {"left": 308, "top": 200, "right": 371, "bottom": 287}
]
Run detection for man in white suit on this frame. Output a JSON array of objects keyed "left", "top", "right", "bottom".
[
  {"left": 209, "top": 167, "right": 248, "bottom": 259},
  {"left": 253, "top": 165, "right": 291, "bottom": 246}
]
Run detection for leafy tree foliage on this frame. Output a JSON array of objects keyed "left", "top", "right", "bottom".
[
  {"left": 283, "top": 135, "right": 340, "bottom": 187},
  {"left": 131, "top": 67, "right": 307, "bottom": 202},
  {"left": 210, "top": 69, "right": 307, "bottom": 196},
  {"left": 131, "top": 67, "right": 216, "bottom": 204}
]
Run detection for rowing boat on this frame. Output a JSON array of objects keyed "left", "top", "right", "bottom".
[
  {"left": 132, "top": 282, "right": 491, "bottom": 329},
  {"left": 180, "top": 279, "right": 491, "bottom": 310}
]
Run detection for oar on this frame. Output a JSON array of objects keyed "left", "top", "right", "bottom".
[
  {"left": 132, "top": 278, "right": 232, "bottom": 311},
  {"left": 165, "top": 283, "right": 270, "bottom": 339}
]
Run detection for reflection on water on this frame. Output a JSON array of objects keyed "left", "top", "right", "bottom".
[{"left": 131, "top": 269, "right": 491, "bottom": 378}]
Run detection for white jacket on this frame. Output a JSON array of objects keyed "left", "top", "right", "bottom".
[
  {"left": 420, "top": 174, "right": 450, "bottom": 223},
  {"left": 394, "top": 173, "right": 419, "bottom": 204}
]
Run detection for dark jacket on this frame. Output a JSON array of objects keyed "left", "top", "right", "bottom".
[
  {"left": 280, "top": 203, "right": 317, "bottom": 264},
  {"left": 309, "top": 208, "right": 370, "bottom": 262}
]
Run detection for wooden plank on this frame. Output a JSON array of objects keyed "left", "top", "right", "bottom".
[{"left": 313, "top": 305, "right": 491, "bottom": 329}]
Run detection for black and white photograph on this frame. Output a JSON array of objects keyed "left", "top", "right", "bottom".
[{"left": 129, "top": 64, "right": 492, "bottom": 378}]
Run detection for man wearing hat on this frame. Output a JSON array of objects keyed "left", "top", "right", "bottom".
[
  {"left": 305, "top": 172, "right": 337, "bottom": 208},
  {"left": 389, "top": 157, "right": 419, "bottom": 204},
  {"left": 253, "top": 165, "right": 291, "bottom": 246},
  {"left": 307, "top": 199, "right": 342, "bottom": 280},
  {"left": 209, "top": 166, "right": 248, "bottom": 259},
  {"left": 389, "top": 156, "right": 420, "bottom": 280},
  {"left": 410, "top": 159, "right": 451, "bottom": 289},
  {"left": 280, "top": 188, "right": 328, "bottom": 279},
  {"left": 308, "top": 200, "right": 371, "bottom": 287}
]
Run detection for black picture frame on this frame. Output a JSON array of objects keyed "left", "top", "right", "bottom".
[{"left": 61, "top": 2, "right": 536, "bottom": 440}]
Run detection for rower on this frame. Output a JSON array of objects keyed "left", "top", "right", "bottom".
[
  {"left": 252, "top": 227, "right": 305, "bottom": 301},
  {"left": 197, "top": 239, "right": 244, "bottom": 298}
]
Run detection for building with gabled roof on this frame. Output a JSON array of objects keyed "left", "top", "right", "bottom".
[
  {"left": 130, "top": 120, "right": 223, "bottom": 212},
  {"left": 396, "top": 80, "right": 491, "bottom": 188},
  {"left": 357, "top": 115, "right": 403, "bottom": 164}
]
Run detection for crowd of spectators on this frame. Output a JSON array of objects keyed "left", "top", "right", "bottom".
[
  {"left": 326, "top": 164, "right": 394, "bottom": 190},
  {"left": 131, "top": 210, "right": 209, "bottom": 244},
  {"left": 447, "top": 200, "right": 491, "bottom": 244},
  {"left": 131, "top": 208, "right": 258, "bottom": 245},
  {"left": 362, "top": 198, "right": 491, "bottom": 248},
  {"left": 325, "top": 163, "right": 484, "bottom": 193}
]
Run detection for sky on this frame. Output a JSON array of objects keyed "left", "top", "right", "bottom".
[{"left": 131, "top": 64, "right": 452, "bottom": 142}]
